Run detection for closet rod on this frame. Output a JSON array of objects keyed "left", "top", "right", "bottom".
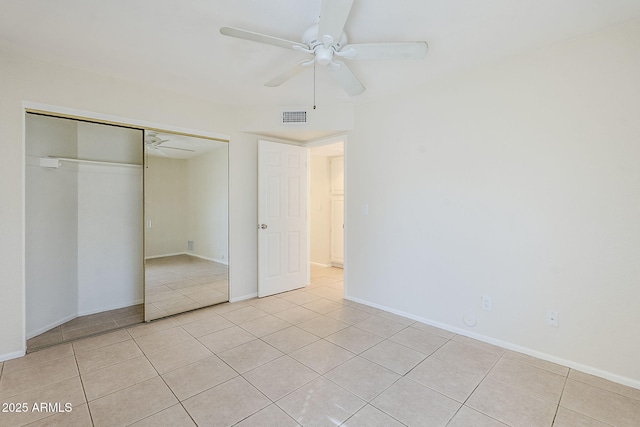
[{"left": 44, "top": 157, "right": 142, "bottom": 168}]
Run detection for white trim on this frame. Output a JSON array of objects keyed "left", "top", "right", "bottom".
[
  {"left": 22, "top": 101, "right": 230, "bottom": 142},
  {"left": 145, "top": 252, "right": 229, "bottom": 265},
  {"left": 26, "top": 313, "right": 77, "bottom": 339},
  {"left": 77, "top": 299, "right": 144, "bottom": 317},
  {"left": 145, "top": 252, "right": 188, "bottom": 260},
  {"left": 0, "top": 350, "right": 26, "bottom": 363},
  {"left": 230, "top": 293, "right": 257, "bottom": 303},
  {"left": 345, "top": 295, "right": 640, "bottom": 391},
  {"left": 310, "top": 262, "right": 332, "bottom": 268}
]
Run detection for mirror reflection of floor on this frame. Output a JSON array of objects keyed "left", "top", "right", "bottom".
[
  {"left": 145, "top": 254, "right": 229, "bottom": 321},
  {"left": 26, "top": 304, "right": 143, "bottom": 352}
]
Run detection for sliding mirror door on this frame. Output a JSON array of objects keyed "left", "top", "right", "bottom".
[{"left": 144, "top": 131, "right": 229, "bottom": 321}]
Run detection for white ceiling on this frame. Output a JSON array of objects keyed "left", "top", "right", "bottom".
[{"left": 2, "top": 1, "right": 640, "bottom": 109}]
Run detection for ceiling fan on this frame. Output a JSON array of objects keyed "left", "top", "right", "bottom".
[
  {"left": 220, "top": 0, "right": 428, "bottom": 96},
  {"left": 144, "top": 132, "right": 195, "bottom": 157}
]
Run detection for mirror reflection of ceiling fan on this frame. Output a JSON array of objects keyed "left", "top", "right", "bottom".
[
  {"left": 144, "top": 132, "right": 195, "bottom": 157},
  {"left": 220, "top": 0, "right": 428, "bottom": 96}
]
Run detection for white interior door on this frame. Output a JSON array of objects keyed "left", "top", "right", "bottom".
[{"left": 258, "top": 140, "right": 308, "bottom": 297}]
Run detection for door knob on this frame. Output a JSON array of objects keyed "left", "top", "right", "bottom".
[{"left": 259, "top": 224, "right": 268, "bottom": 229}]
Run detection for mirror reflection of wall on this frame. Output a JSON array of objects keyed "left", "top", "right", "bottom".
[{"left": 144, "top": 131, "right": 229, "bottom": 321}]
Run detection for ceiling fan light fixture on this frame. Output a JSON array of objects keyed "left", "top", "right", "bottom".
[{"left": 315, "top": 47, "right": 333, "bottom": 65}]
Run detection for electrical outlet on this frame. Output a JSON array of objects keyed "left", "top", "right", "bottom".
[
  {"left": 547, "top": 310, "right": 559, "bottom": 327},
  {"left": 481, "top": 295, "right": 492, "bottom": 311}
]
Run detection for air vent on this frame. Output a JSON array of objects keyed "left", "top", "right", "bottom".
[{"left": 282, "top": 111, "right": 307, "bottom": 124}]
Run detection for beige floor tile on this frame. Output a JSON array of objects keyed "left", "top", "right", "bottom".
[
  {"left": 410, "top": 322, "right": 457, "bottom": 339},
  {"left": 341, "top": 404, "right": 405, "bottom": 427},
  {"left": 127, "top": 318, "right": 178, "bottom": 339},
  {"left": 431, "top": 340, "right": 501, "bottom": 375},
  {"left": 371, "top": 377, "right": 460, "bottom": 426},
  {"left": 115, "top": 313, "right": 144, "bottom": 328},
  {"left": 407, "top": 356, "right": 486, "bottom": 402},
  {"left": 388, "top": 326, "right": 448, "bottom": 355},
  {"left": 325, "top": 306, "right": 373, "bottom": 325},
  {"left": 129, "top": 404, "right": 197, "bottom": 427},
  {"left": 487, "top": 357, "right": 567, "bottom": 404},
  {"left": 273, "top": 306, "right": 322, "bottom": 324},
  {"left": 452, "top": 335, "right": 505, "bottom": 356},
  {"left": 81, "top": 356, "right": 157, "bottom": 401},
  {"left": 279, "top": 290, "right": 322, "bottom": 305},
  {"left": 182, "top": 376, "right": 271, "bottom": 427},
  {"left": 243, "top": 355, "right": 318, "bottom": 400},
  {"left": 568, "top": 369, "right": 640, "bottom": 401},
  {"left": 560, "top": 378, "right": 640, "bottom": 427},
  {"left": 180, "top": 315, "right": 234, "bottom": 338},
  {"left": 60, "top": 311, "right": 114, "bottom": 331},
  {"left": 246, "top": 296, "right": 298, "bottom": 314},
  {"left": 197, "top": 326, "right": 256, "bottom": 354},
  {"left": 162, "top": 355, "right": 237, "bottom": 400},
  {"left": 173, "top": 305, "right": 220, "bottom": 325},
  {"left": 447, "top": 406, "right": 509, "bottom": 427},
  {"left": 354, "top": 316, "right": 408, "bottom": 338},
  {"left": 503, "top": 350, "right": 569, "bottom": 376},
  {"left": 235, "top": 404, "right": 300, "bottom": 427},
  {"left": 325, "top": 356, "right": 400, "bottom": 401},
  {"left": 75, "top": 339, "right": 143, "bottom": 374},
  {"left": 261, "top": 326, "right": 321, "bottom": 354},
  {"left": 377, "top": 311, "right": 415, "bottom": 326},
  {"left": 297, "top": 315, "right": 350, "bottom": 338},
  {"left": 27, "top": 327, "right": 64, "bottom": 349},
  {"left": 553, "top": 407, "right": 612, "bottom": 427},
  {"left": 24, "top": 402, "right": 92, "bottom": 427},
  {"left": 133, "top": 326, "right": 194, "bottom": 353},
  {"left": 466, "top": 378, "right": 557, "bottom": 427},
  {"left": 3, "top": 343, "right": 73, "bottom": 373},
  {"left": 208, "top": 301, "right": 249, "bottom": 315},
  {"left": 238, "top": 314, "right": 292, "bottom": 337},
  {"left": 289, "top": 339, "right": 355, "bottom": 374},
  {"left": 145, "top": 339, "right": 212, "bottom": 374},
  {"left": 61, "top": 320, "right": 119, "bottom": 341},
  {"left": 72, "top": 327, "right": 130, "bottom": 355},
  {"left": 307, "top": 286, "right": 344, "bottom": 301},
  {"left": 0, "top": 376, "right": 85, "bottom": 426},
  {"left": 277, "top": 377, "right": 365, "bottom": 426},
  {"left": 220, "top": 306, "right": 270, "bottom": 324},
  {"left": 0, "top": 356, "right": 78, "bottom": 400},
  {"left": 360, "top": 340, "right": 426, "bottom": 375},
  {"left": 302, "top": 298, "right": 344, "bottom": 314},
  {"left": 218, "top": 339, "right": 283, "bottom": 374},
  {"left": 89, "top": 376, "right": 178, "bottom": 427},
  {"left": 324, "top": 326, "right": 384, "bottom": 354}
]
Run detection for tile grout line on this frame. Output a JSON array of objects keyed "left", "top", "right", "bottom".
[{"left": 72, "top": 343, "right": 96, "bottom": 427}]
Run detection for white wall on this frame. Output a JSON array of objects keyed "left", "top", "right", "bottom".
[
  {"left": 187, "top": 145, "right": 229, "bottom": 263},
  {"left": 347, "top": 21, "right": 640, "bottom": 386},
  {"left": 0, "top": 43, "right": 258, "bottom": 360},
  {"left": 76, "top": 122, "right": 143, "bottom": 315},
  {"left": 144, "top": 156, "right": 188, "bottom": 257},
  {"left": 25, "top": 115, "right": 79, "bottom": 337},
  {"left": 310, "top": 155, "right": 332, "bottom": 265}
]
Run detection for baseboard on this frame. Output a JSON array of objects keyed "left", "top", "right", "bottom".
[
  {"left": 230, "top": 293, "right": 257, "bottom": 303},
  {"left": 0, "top": 349, "right": 26, "bottom": 363},
  {"left": 311, "top": 262, "right": 332, "bottom": 268},
  {"left": 146, "top": 252, "right": 229, "bottom": 265},
  {"left": 77, "top": 299, "right": 144, "bottom": 317},
  {"left": 344, "top": 294, "right": 640, "bottom": 391},
  {"left": 26, "top": 312, "right": 77, "bottom": 339}
]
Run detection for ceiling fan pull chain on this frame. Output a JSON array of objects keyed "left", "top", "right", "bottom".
[{"left": 313, "top": 61, "right": 317, "bottom": 110}]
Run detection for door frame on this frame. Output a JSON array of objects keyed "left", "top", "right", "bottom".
[{"left": 304, "top": 134, "right": 348, "bottom": 294}]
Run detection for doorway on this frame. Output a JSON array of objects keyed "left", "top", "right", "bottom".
[{"left": 308, "top": 139, "right": 345, "bottom": 293}]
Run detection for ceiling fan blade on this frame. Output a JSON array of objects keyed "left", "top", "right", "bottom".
[
  {"left": 265, "top": 61, "right": 310, "bottom": 87},
  {"left": 220, "top": 27, "right": 308, "bottom": 50},
  {"left": 147, "top": 146, "right": 169, "bottom": 157},
  {"left": 340, "top": 41, "right": 428, "bottom": 60},
  {"left": 160, "top": 146, "right": 195, "bottom": 152},
  {"left": 329, "top": 60, "right": 365, "bottom": 96},
  {"left": 318, "top": 0, "right": 353, "bottom": 46}
]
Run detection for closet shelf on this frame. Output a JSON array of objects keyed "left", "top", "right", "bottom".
[{"left": 41, "top": 157, "right": 142, "bottom": 168}]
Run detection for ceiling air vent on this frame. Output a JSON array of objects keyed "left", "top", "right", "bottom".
[{"left": 282, "top": 111, "right": 307, "bottom": 124}]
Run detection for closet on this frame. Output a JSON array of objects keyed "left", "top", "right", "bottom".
[{"left": 25, "top": 114, "right": 144, "bottom": 349}]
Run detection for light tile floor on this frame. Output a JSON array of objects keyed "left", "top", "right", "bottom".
[
  {"left": 2, "top": 265, "right": 639, "bottom": 426},
  {"left": 145, "top": 255, "right": 229, "bottom": 320}
]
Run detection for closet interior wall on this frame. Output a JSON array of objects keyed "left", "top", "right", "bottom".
[{"left": 25, "top": 114, "right": 144, "bottom": 341}]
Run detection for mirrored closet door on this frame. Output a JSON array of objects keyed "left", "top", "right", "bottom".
[{"left": 143, "top": 131, "right": 229, "bottom": 321}]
